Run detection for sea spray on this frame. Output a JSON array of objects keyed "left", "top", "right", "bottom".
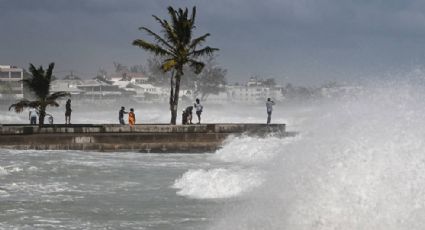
[
  {"left": 209, "top": 82, "right": 425, "bottom": 230},
  {"left": 173, "top": 133, "right": 299, "bottom": 199},
  {"left": 172, "top": 168, "right": 264, "bottom": 199},
  {"left": 212, "top": 135, "right": 297, "bottom": 164}
]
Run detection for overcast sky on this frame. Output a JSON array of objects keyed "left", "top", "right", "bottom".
[{"left": 1, "top": 0, "right": 425, "bottom": 86}]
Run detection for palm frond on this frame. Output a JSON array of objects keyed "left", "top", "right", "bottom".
[
  {"left": 161, "top": 59, "right": 177, "bottom": 72},
  {"left": 152, "top": 16, "right": 179, "bottom": 46},
  {"left": 190, "top": 6, "right": 196, "bottom": 26},
  {"left": 168, "top": 6, "right": 179, "bottom": 30},
  {"left": 139, "top": 26, "right": 175, "bottom": 53},
  {"left": 45, "top": 100, "right": 60, "bottom": 107},
  {"left": 28, "top": 64, "right": 43, "bottom": 79},
  {"left": 189, "top": 60, "right": 205, "bottom": 74},
  {"left": 189, "top": 33, "right": 210, "bottom": 49},
  {"left": 9, "top": 99, "right": 40, "bottom": 113},
  {"left": 133, "top": 39, "right": 172, "bottom": 56},
  {"left": 46, "top": 62, "right": 55, "bottom": 82},
  {"left": 46, "top": 91, "right": 70, "bottom": 101},
  {"left": 169, "top": 7, "right": 193, "bottom": 46},
  {"left": 185, "top": 7, "right": 196, "bottom": 43},
  {"left": 190, "top": 47, "right": 219, "bottom": 57}
]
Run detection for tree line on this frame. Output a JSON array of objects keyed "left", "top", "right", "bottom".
[{"left": 109, "top": 55, "right": 227, "bottom": 102}]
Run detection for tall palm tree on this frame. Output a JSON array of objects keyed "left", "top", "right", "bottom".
[
  {"left": 133, "top": 6, "right": 218, "bottom": 124},
  {"left": 9, "top": 63, "right": 70, "bottom": 126}
]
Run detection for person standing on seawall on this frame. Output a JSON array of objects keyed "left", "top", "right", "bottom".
[
  {"left": 29, "top": 108, "right": 37, "bottom": 125},
  {"left": 266, "top": 98, "right": 275, "bottom": 124},
  {"left": 128, "top": 108, "right": 136, "bottom": 127},
  {"left": 119, "top": 106, "right": 128, "bottom": 125},
  {"left": 65, "top": 99, "right": 72, "bottom": 125},
  {"left": 194, "top": 98, "right": 203, "bottom": 124}
]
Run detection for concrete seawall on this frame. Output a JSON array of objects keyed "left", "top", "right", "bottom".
[{"left": 0, "top": 124, "right": 286, "bottom": 153}]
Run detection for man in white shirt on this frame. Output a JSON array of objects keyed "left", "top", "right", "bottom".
[
  {"left": 194, "top": 98, "right": 203, "bottom": 124},
  {"left": 29, "top": 108, "right": 38, "bottom": 125},
  {"left": 266, "top": 98, "right": 275, "bottom": 124}
]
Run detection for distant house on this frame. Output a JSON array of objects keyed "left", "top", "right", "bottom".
[
  {"left": 77, "top": 79, "right": 130, "bottom": 99},
  {"left": 111, "top": 79, "right": 131, "bottom": 89},
  {"left": 129, "top": 72, "right": 149, "bottom": 84},
  {"left": 130, "top": 83, "right": 167, "bottom": 102},
  {"left": 50, "top": 79, "right": 84, "bottom": 96},
  {"left": 110, "top": 71, "right": 149, "bottom": 84},
  {"left": 0, "top": 65, "right": 23, "bottom": 100},
  {"left": 226, "top": 78, "right": 284, "bottom": 103}
]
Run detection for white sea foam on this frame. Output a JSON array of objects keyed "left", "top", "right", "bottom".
[
  {"left": 174, "top": 128, "right": 299, "bottom": 200},
  {"left": 8, "top": 167, "right": 23, "bottom": 173},
  {"left": 6, "top": 182, "right": 70, "bottom": 194},
  {"left": 0, "top": 166, "right": 8, "bottom": 176},
  {"left": 173, "top": 110, "right": 300, "bottom": 200},
  {"left": 0, "top": 189, "right": 10, "bottom": 197},
  {"left": 213, "top": 135, "right": 297, "bottom": 164},
  {"left": 172, "top": 168, "right": 264, "bottom": 199},
  {"left": 27, "top": 166, "right": 38, "bottom": 172}
]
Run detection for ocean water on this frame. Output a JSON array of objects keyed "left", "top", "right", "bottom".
[{"left": 1, "top": 81, "right": 425, "bottom": 229}]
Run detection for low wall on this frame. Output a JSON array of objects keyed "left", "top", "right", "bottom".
[{"left": 0, "top": 124, "right": 286, "bottom": 153}]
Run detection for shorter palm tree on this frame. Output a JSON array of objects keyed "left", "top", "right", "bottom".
[{"left": 9, "top": 63, "right": 70, "bottom": 126}]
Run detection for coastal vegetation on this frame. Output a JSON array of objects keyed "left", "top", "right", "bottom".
[
  {"left": 9, "top": 63, "right": 70, "bottom": 126},
  {"left": 192, "top": 56, "right": 227, "bottom": 101},
  {"left": 132, "top": 6, "right": 218, "bottom": 124}
]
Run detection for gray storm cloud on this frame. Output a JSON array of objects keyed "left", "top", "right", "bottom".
[{"left": 1, "top": 0, "right": 425, "bottom": 85}]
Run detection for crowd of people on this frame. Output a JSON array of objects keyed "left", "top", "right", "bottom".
[{"left": 26, "top": 98, "right": 276, "bottom": 125}]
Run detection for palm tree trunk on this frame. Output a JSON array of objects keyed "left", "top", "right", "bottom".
[
  {"left": 169, "top": 73, "right": 175, "bottom": 124},
  {"left": 170, "top": 69, "right": 182, "bottom": 125},
  {"left": 169, "top": 72, "right": 174, "bottom": 112},
  {"left": 38, "top": 105, "right": 46, "bottom": 127}
]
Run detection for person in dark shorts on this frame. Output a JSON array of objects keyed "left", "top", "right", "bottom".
[
  {"left": 29, "top": 108, "right": 37, "bottom": 125},
  {"left": 65, "top": 99, "right": 72, "bottom": 124},
  {"left": 182, "top": 106, "right": 193, "bottom": 125},
  {"left": 119, "top": 106, "right": 128, "bottom": 125},
  {"left": 266, "top": 98, "right": 275, "bottom": 124}
]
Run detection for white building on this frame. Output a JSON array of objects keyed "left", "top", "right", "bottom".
[
  {"left": 77, "top": 79, "right": 126, "bottom": 99},
  {"left": 226, "top": 81, "right": 284, "bottom": 103},
  {"left": 50, "top": 79, "right": 84, "bottom": 96},
  {"left": 130, "top": 83, "right": 169, "bottom": 102},
  {"left": 110, "top": 72, "right": 149, "bottom": 84},
  {"left": 110, "top": 72, "right": 150, "bottom": 91},
  {"left": 0, "top": 65, "right": 23, "bottom": 100},
  {"left": 111, "top": 79, "right": 131, "bottom": 89}
]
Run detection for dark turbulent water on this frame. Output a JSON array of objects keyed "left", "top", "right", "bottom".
[
  {"left": 0, "top": 150, "right": 227, "bottom": 229},
  {"left": 2, "top": 82, "right": 425, "bottom": 229}
]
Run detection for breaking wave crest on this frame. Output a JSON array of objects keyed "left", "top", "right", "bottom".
[
  {"left": 172, "top": 133, "right": 298, "bottom": 199},
  {"left": 207, "top": 81, "right": 425, "bottom": 230},
  {"left": 172, "top": 168, "right": 264, "bottom": 199}
]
